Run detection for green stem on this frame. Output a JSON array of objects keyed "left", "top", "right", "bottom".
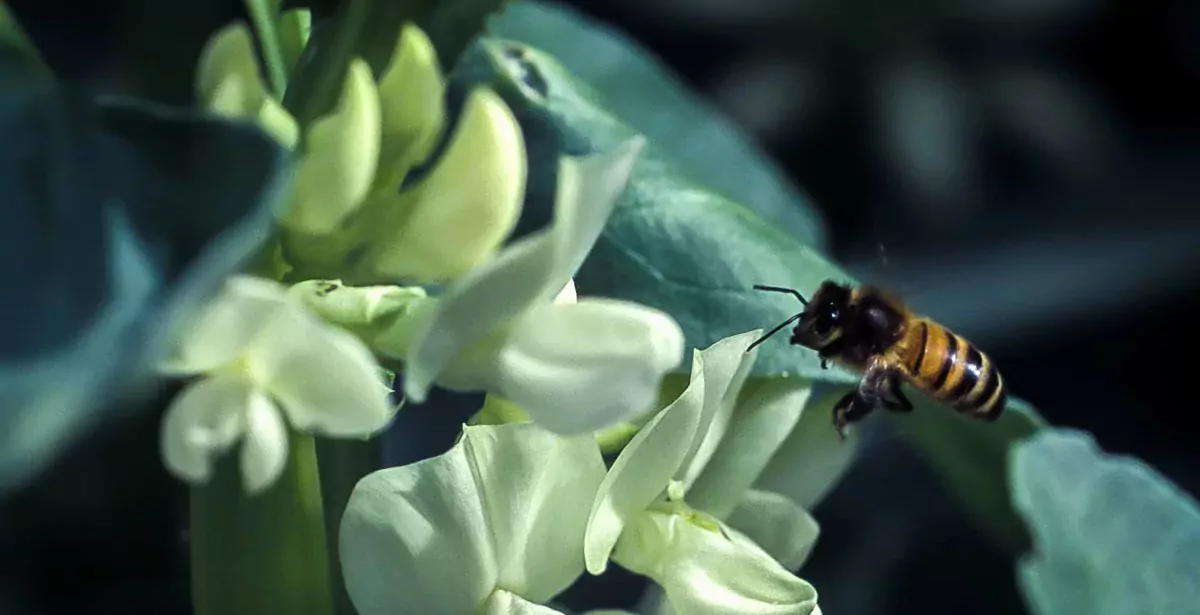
[
  {"left": 316, "top": 437, "right": 383, "bottom": 615},
  {"left": 244, "top": 0, "right": 290, "bottom": 98},
  {"left": 190, "top": 431, "right": 333, "bottom": 615}
]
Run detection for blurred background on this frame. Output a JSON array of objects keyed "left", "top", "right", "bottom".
[{"left": 3, "top": 0, "right": 1199, "bottom": 614}]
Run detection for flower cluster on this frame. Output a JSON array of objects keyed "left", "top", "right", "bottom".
[
  {"left": 340, "top": 331, "right": 829, "bottom": 615},
  {"left": 158, "top": 14, "right": 839, "bottom": 615}
]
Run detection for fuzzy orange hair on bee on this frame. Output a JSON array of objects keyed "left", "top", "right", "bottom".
[{"left": 750, "top": 281, "right": 1007, "bottom": 439}]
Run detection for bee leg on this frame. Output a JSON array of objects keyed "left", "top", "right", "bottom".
[
  {"left": 882, "top": 377, "right": 913, "bottom": 413},
  {"left": 832, "top": 388, "right": 881, "bottom": 442},
  {"left": 816, "top": 339, "right": 846, "bottom": 370}
]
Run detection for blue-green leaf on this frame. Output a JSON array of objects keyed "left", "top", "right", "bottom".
[
  {"left": 0, "top": 54, "right": 290, "bottom": 493},
  {"left": 896, "top": 393, "right": 1047, "bottom": 553},
  {"left": 450, "top": 38, "right": 853, "bottom": 383},
  {"left": 1010, "top": 428, "right": 1200, "bottom": 615},
  {"left": 484, "top": 0, "right": 826, "bottom": 251}
]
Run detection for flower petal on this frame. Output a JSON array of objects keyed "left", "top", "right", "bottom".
[
  {"left": 754, "top": 390, "right": 860, "bottom": 511},
  {"left": 554, "top": 279, "right": 577, "bottom": 304},
  {"left": 402, "top": 137, "right": 645, "bottom": 403},
  {"left": 482, "top": 590, "right": 568, "bottom": 615},
  {"left": 461, "top": 423, "right": 606, "bottom": 602},
  {"left": 285, "top": 58, "right": 381, "bottom": 234},
  {"left": 366, "top": 87, "right": 526, "bottom": 282},
  {"left": 614, "top": 511, "right": 820, "bottom": 615},
  {"left": 489, "top": 298, "right": 685, "bottom": 435},
  {"left": 340, "top": 436, "right": 498, "bottom": 615},
  {"left": 339, "top": 423, "right": 604, "bottom": 615},
  {"left": 375, "top": 23, "right": 446, "bottom": 187},
  {"left": 160, "top": 275, "right": 288, "bottom": 375},
  {"left": 687, "top": 377, "right": 813, "bottom": 519},
  {"left": 584, "top": 352, "right": 706, "bottom": 575},
  {"left": 726, "top": 489, "right": 820, "bottom": 571},
  {"left": 247, "top": 301, "right": 393, "bottom": 437},
  {"left": 239, "top": 391, "right": 289, "bottom": 494},
  {"left": 195, "top": 22, "right": 268, "bottom": 113},
  {"left": 160, "top": 374, "right": 251, "bottom": 484},
  {"left": 674, "top": 330, "right": 761, "bottom": 492}
]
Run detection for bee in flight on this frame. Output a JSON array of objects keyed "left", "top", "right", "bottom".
[{"left": 749, "top": 281, "right": 1007, "bottom": 440}]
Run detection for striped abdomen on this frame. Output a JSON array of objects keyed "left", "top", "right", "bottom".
[{"left": 902, "top": 319, "right": 1006, "bottom": 420}]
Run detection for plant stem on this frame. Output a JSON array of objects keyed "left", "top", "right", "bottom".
[
  {"left": 244, "top": 0, "right": 290, "bottom": 98},
  {"left": 190, "top": 431, "right": 333, "bottom": 615},
  {"left": 316, "top": 437, "right": 382, "bottom": 615}
]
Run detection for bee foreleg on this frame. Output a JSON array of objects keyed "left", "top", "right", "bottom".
[
  {"left": 883, "top": 378, "right": 913, "bottom": 412},
  {"left": 832, "top": 387, "right": 882, "bottom": 441}
]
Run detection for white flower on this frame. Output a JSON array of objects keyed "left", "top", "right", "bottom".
[
  {"left": 159, "top": 275, "right": 394, "bottom": 494},
  {"left": 339, "top": 422, "right": 606, "bottom": 615},
  {"left": 399, "top": 136, "right": 686, "bottom": 435},
  {"left": 584, "top": 331, "right": 821, "bottom": 615}
]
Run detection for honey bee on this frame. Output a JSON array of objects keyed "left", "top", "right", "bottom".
[{"left": 749, "top": 281, "right": 1007, "bottom": 440}]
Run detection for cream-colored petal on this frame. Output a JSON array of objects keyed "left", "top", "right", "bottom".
[
  {"left": 366, "top": 87, "right": 525, "bottom": 282},
  {"left": 687, "top": 377, "right": 813, "bottom": 519},
  {"left": 461, "top": 424, "right": 607, "bottom": 602},
  {"left": 195, "top": 22, "right": 267, "bottom": 110},
  {"left": 402, "top": 137, "right": 646, "bottom": 403},
  {"left": 340, "top": 423, "right": 604, "bottom": 615},
  {"left": 482, "top": 590, "right": 568, "bottom": 615},
  {"left": 584, "top": 352, "right": 707, "bottom": 575},
  {"left": 247, "top": 302, "right": 393, "bottom": 437},
  {"left": 674, "top": 331, "right": 761, "bottom": 492},
  {"left": 286, "top": 59, "right": 381, "bottom": 234},
  {"left": 489, "top": 299, "right": 685, "bottom": 435},
  {"left": 614, "top": 511, "right": 820, "bottom": 615},
  {"left": 376, "top": 23, "right": 445, "bottom": 185},
  {"left": 726, "top": 490, "right": 820, "bottom": 571},
  {"left": 754, "top": 390, "right": 860, "bottom": 510},
  {"left": 160, "top": 275, "right": 288, "bottom": 375},
  {"left": 239, "top": 391, "right": 289, "bottom": 494},
  {"left": 160, "top": 375, "right": 251, "bottom": 484},
  {"left": 553, "top": 279, "right": 578, "bottom": 304}
]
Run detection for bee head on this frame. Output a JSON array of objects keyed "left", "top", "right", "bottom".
[{"left": 790, "top": 281, "right": 851, "bottom": 351}]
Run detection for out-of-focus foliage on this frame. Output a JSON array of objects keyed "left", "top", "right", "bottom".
[
  {"left": 485, "top": 0, "right": 828, "bottom": 251},
  {"left": 0, "top": 45, "right": 290, "bottom": 494},
  {"left": 1010, "top": 428, "right": 1200, "bottom": 615}
]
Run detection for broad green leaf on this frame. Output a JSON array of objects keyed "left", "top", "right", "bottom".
[
  {"left": 894, "top": 393, "right": 1048, "bottom": 553},
  {"left": 0, "top": 57, "right": 289, "bottom": 493},
  {"left": 485, "top": 0, "right": 827, "bottom": 251},
  {"left": 1010, "top": 428, "right": 1200, "bottom": 615},
  {"left": 450, "top": 39, "right": 856, "bottom": 383}
]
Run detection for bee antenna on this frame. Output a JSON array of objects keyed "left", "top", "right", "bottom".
[
  {"left": 747, "top": 312, "right": 803, "bottom": 352},
  {"left": 752, "top": 284, "right": 808, "bottom": 305}
]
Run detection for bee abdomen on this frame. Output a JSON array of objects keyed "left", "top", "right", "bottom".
[{"left": 910, "top": 323, "right": 1007, "bottom": 421}]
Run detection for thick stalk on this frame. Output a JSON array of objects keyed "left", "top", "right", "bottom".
[{"left": 190, "top": 431, "right": 333, "bottom": 615}]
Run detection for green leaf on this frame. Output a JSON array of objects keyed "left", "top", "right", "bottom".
[
  {"left": 1010, "top": 428, "right": 1200, "bottom": 615},
  {"left": 0, "top": 58, "right": 290, "bottom": 493},
  {"left": 485, "top": 0, "right": 827, "bottom": 251},
  {"left": 450, "top": 38, "right": 856, "bottom": 383},
  {"left": 895, "top": 393, "right": 1048, "bottom": 553},
  {"left": 0, "top": 4, "right": 48, "bottom": 74}
]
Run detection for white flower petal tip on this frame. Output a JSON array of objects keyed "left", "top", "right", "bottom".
[
  {"left": 376, "top": 23, "right": 445, "bottom": 172},
  {"left": 495, "top": 299, "right": 686, "bottom": 436},
  {"left": 286, "top": 59, "right": 382, "bottom": 234},
  {"left": 160, "top": 375, "right": 254, "bottom": 485},
  {"left": 340, "top": 423, "right": 606, "bottom": 615},
  {"left": 195, "top": 22, "right": 261, "bottom": 108},
  {"left": 482, "top": 590, "right": 569, "bottom": 615},
  {"left": 615, "top": 511, "right": 820, "bottom": 615},
  {"left": 726, "top": 490, "right": 821, "bottom": 571},
  {"left": 584, "top": 352, "right": 707, "bottom": 575},
  {"left": 553, "top": 279, "right": 578, "bottom": 304},
  {"left": 366, "top": 86, "right": 526, "bottom": 282}
]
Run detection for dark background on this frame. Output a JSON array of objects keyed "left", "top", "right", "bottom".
[{"left": 3, "top": 1, "right": 1199, "bottom": 614}]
